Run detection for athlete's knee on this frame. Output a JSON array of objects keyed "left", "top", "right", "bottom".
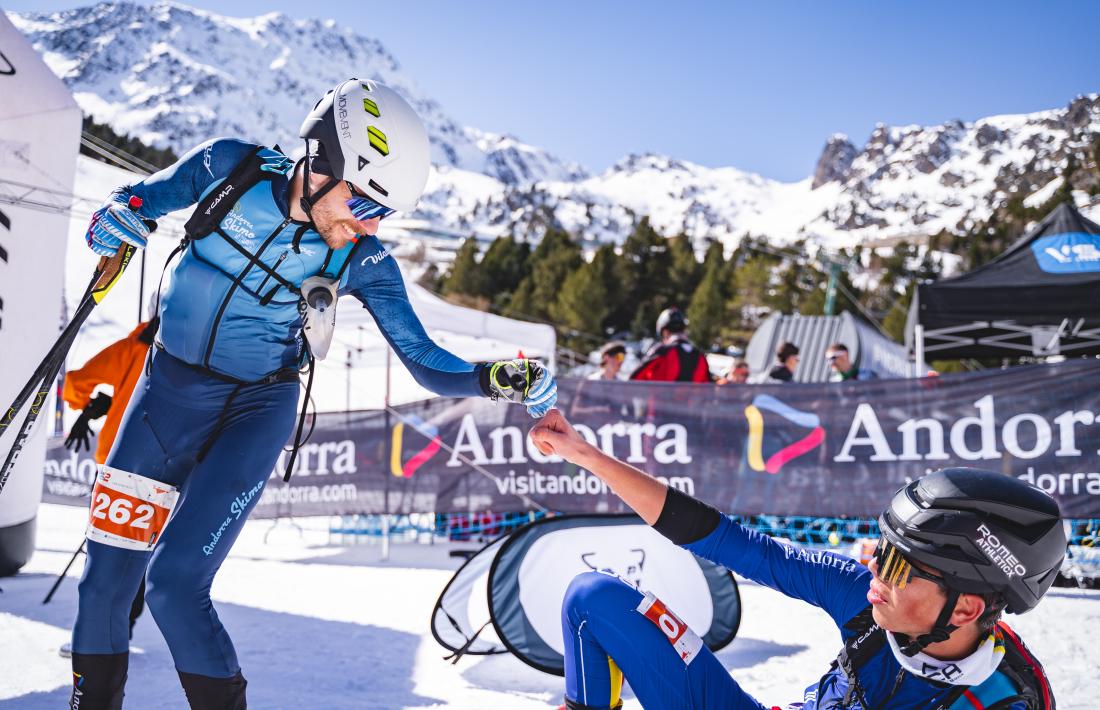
[
  {"left": 144, "top": 559, "right": 199, "bottom": 620},
  {"left": 563, "top": 570, "right": 634, "bottom": 617},
  {"left": 77, "top": 545, "right": 140, "bottom": 614},
  {"left": 77, "top": 567, "right": 117, "bottom": 617}
]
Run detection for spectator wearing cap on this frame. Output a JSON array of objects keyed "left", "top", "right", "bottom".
[
  {"left": 588, "top": 342, "right": 627, "bottom": 381},
  {"left": 717, "top": 357, "right": 750, "bottom": 385},
  {"left": 765, "top": 341, "right": 799, "bottom": 383},
  {"left": 825, "top": 343, "right": 877, "bottom": 382},
  {"left": 629, "top": 307, "right": 713, "bottom": 383}
]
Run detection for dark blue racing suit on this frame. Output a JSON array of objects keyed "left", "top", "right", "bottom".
[
  {"left": 562, "top": 498, "right": 1033, "bottom": 709},
  {"left": 73, "top": 139, "right": 486, "bottom": 683}
]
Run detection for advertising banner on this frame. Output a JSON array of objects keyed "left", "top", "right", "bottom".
[{"left": 44, "top": 360, "right": 1100, "bottom": 519}]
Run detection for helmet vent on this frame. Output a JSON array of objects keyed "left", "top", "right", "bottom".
[
  {"left": 369, "top": 179, "right": 389, "bottom": 197},
  {"left": 367, "top": 126, "right": 390, "bottom": 156}
]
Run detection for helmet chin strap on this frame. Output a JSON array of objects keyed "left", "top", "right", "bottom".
[
  {"left": 299, "top": 140, "right": 341, "bottom": 222},
  {"left": 899, "top": 588, "right": 960, "bottom": 656}
]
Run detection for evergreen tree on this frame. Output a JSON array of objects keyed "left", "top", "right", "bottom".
[
  {"left": 81, "top": 115, "right": 178, "bottom": 170},
  {"left": 442, "top": 236, "right": 488, "bottom": 299},
  {"left": 480, "top": 235, "right": 531, "bottom": 309},
  {"left": 686, "top": 242, "right": 727, "bottom": 349},
  {"left": 666, "top": 235, "right": 701, "bottom": 309},
  {"left": 553, "top": 244, "right": 618, "bottom": 346},
  {"left": 508, "top": 228, "right": 583, "bottom": 321},
  {"left": 727, "top": 234, "right": 782, "bottom": 328},
  {"left": 610, "top": 218, "right": 673, "bottom": 336}
]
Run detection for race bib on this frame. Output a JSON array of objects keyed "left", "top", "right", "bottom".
[
  {"left": 635, "top": 591, "right": 704, "bottom": 666},
  {"left": 86, "top": 466, "right": 179, "bottom": 551}
]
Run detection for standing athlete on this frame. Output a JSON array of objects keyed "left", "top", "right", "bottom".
[
  {"left": 70, "top": 79, "right": 556, "bottom": 710},
  {"left": 531, "top": 409, "right": 1065, "bottom": 710}
]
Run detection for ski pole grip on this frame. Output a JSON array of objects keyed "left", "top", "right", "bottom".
[{"left": 91, "top": 243, "right": 137, "bottom": 304}]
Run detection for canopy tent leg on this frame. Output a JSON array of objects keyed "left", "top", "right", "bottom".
[{"left": 914, "top": 324, "right": 925, "bottom": 378}]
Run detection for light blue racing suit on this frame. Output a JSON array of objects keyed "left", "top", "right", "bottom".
[{"left": 73, "top": 139, "right": 486, "bottom": 683}]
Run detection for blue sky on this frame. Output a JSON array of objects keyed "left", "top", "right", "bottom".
[{"left": 8, "top": 1, "right": 1100, "bottom": 181}]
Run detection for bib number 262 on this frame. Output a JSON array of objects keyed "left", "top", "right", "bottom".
[{"left": 86, "top": 466, "right": 179, "bottom": 551}]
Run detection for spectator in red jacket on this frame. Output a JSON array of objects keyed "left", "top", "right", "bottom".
[{"left": 629, "top": 308, "right": 713, "bottom": 383}]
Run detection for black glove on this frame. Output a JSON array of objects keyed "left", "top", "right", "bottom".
[{"left": 65, "top": 393, "right": 112, "bottom": 453}]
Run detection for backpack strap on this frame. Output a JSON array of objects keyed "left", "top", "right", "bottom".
[
  {"left": 184, "top": 145, "right": 307, "bottom": 305},
  {"left": 184, "top": 145, "right": 274, "bottom": 241},
  {"left": 828, "top": 605, "right": 887, "bottom": 708},
  {"left": 996, "top": 622, "right": 1054, "bottom": 709},
  {"left": 939, "top": 623, "right": 1054, "bottom": 710},
  {"left": 943, "top": 672, "right": 1021, "bottom": 709}
]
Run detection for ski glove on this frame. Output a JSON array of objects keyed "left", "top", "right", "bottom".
[
  {"left": 64, "top": 393, "right": 112, "bottom": 453},
  {"left": 482, "top": 359, "right": 557, "bottom": 418},
  {"left": 85, "top": 190, "right": 151, "bottom": 256}
]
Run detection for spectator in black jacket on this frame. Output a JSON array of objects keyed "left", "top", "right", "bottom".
[{"left": 765, "top": 341, "right": 799, "bottom": 383}]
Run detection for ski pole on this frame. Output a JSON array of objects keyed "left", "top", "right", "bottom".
[
  {"left": 1, "top": 242, "right": 137, "bottom": 432},
  {"left": 0, "top": 244, "right": 139, "bottom": 496},
  {"left": 42, "top": 540, "right": 85, "bottom": 605}
]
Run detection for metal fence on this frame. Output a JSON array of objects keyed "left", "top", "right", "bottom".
[{"left": 325, "top": 513, "right": 1100, "bottom": 582}]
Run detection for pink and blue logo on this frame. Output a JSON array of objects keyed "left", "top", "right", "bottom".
[
  {"left": 744, "top": 394, "right": 825, "bottom": 474},
  {"left": 390, "top": 415, "right": 442, "bottom": 478}
]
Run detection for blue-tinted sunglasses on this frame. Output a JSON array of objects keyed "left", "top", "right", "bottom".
[{"left": 346, "top": 181, "right": 396, "bottom": 222}]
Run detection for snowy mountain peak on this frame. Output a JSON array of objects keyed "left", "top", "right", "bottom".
[
  {"left": 9, "top": 1, "right": 580, "bottom": 186},
  {"left": 9, "top": 3, "right": 1100, "bottom": 251},
  {"left": 812, "top": 133, "right": 858, "bottom": 189}
]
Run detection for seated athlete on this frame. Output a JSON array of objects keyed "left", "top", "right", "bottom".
[{"left": 530, "top": 409, "right": 1066, "bottom": 710}]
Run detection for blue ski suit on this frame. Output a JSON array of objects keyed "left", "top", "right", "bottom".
[
  {"left": 562, "top": 515, "right": 1032, "bottom": 710},
  {"left": 73, "top": 138, "right": 486, "bottom": 680}
]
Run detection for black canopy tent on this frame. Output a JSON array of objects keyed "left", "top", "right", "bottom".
[{"left": 907, "top": 202, "right": 1100, "bottom": 360}]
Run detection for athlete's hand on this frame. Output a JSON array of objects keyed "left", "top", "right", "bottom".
[
  {"left": 529, "top": 409, "right": 591, "bottom": 463},
  {"left": 85, "top": 190, "right": 151, "bottom": 256},
  {"left": 484, "top": 358, "right": 557, "bottom": 418},
  {"left": 64, "top": 411, "right": 94, "bottom": 453},
  {"left": 64, "top": 393, "right": 111, "bottom": 453}
]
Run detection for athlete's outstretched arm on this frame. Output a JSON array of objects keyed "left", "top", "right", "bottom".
[
  {"left": 343, "top": 238, "right": 485, "bottom": 398},
  {"left": 531, "top": 408, "right": 871, "bottom": 626},
  {"left": 531, "top": 409, "right": 668, "bottom": 523}
]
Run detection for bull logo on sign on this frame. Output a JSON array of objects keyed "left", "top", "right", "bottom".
[{"left": 580, "top": 548, "right": 646, "bottom": 588}]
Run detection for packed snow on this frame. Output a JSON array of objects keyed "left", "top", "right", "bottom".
[{"left": 1, "top": 504, "right": 1098, "bottom": 709}]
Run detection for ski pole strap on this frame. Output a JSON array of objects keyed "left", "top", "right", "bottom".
[{"left": 282, "top": 355, "right": 316, "bottom": 482}]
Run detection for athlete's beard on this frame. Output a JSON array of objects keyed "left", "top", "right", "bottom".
[{"left": 308, "top": 196, "right": 359, "bottom": 250}]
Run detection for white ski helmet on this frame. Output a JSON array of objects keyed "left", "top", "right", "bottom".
[{"left": 299, "top": 79, "right": 430, "bottom": 213}]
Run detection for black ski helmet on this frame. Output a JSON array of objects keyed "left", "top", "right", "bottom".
[
  {"left": 879, "top": 467, "right": 1066, "bottom": 615},
  {"left": 656, "top": 307, "right": 687, "bottom": 337}
]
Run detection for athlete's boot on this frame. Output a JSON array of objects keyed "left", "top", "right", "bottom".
[
  {"left": 70, "top": 652, "right": 128, "bottom": 710},
  {"left": 178, "top": 670, "right": 247, "bottom": 710}
]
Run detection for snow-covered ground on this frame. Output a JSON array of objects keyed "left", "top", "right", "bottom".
[{"left": 2, "top": 504, "right": 1098, "bottom": 709}]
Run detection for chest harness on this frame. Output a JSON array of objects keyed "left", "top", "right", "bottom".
[{"left": 153, "top": 145, "right": 360, "bottom": 480}]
